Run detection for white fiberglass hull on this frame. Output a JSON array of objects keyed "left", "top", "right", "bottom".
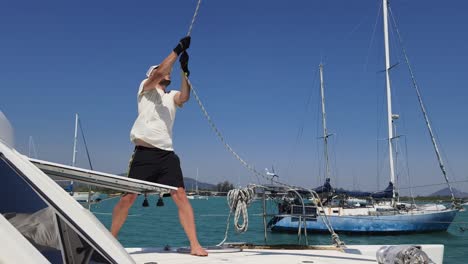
[{"left": 126, "top": 244, "right": 444, "bottom": 264}]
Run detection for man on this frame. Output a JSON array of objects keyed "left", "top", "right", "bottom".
[{"left": 111, "top": 36, "right": 208, "bottom": 257}]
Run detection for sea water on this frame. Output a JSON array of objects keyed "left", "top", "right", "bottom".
[{"left": 92, "top": 195, "right": 468, "bottom": 264}]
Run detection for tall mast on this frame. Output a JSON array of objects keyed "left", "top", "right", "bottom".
[
  {"left": 319, "top": 64, "right": 331, "bottom": 182},
  {"left": 383, "top": 0, "right": 396, "bottom": 200},
  {"left": 72, "top": 113, "right": 79, "bottom": 167}
]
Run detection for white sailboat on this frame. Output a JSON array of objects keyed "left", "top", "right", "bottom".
[
  {"left": 68, "top": 114, "right": 103, "bottom": 204},
  {"left": 269, "top": 0, "right": 459, "bottom": 233},
  {"left": 187, "top": 168, "right": 208, "bottom": 200}
]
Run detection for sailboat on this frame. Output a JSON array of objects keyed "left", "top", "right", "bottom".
[
  {"left": 187, "top": 168, "right": 208, "bottom": 200},
  {"left": 66, "top": 114, "right": 103, "bottom": 204},
  {"left": 268, "top": 0, "right": 459, "bottom": 233}
]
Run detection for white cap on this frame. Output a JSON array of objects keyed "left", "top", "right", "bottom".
[{"left": 146, "top": 65, "right": 159, "bottom": 77}]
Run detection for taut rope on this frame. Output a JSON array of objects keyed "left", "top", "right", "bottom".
[
  {"left": 183, "top": 0, "right": 344, "bottom": 248},
  {"left": 187, "top": 0, "right": 202, "bottom": 36}
]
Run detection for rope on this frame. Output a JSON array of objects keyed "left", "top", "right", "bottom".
[
  {"left": 217, "top": 187, "right": 255, "bottom": 246},
  {"left": 182, "top": 0, "right": 344, "bottom": 247},
  {"left": 191, "top": 86, "right": 346, "bottom": 247},
  {"left": 190, "top": 86, "right": 264, "bottom": 184},
  {"left": 182, "top": 0, "right": 306, "bottom": 189},
  {"left": 182, "top": 0, "right": 315, "bottom": 192},
  {"left": 187, "top": 0, "right": 202, "bottom": 36},
  {"left": 228, "top": 187, "right": 255, "bottom": 232},
  {"left": 183, "top": 0, "right": 269, "bottom": 185},
  {"left": 308, "top": 189, "right": 344, "bottom": 247}
]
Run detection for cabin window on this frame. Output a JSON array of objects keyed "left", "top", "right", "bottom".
[{"left": 0, "top": 155, "right": 111, "bottom": 264}]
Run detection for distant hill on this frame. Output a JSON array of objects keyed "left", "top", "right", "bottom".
[
  {"left": 69, "top": 172, "right": 216, "bottom": 192},
  {"left": 429, "top": 187, "right": 468, "bottom": 198},
  {"left": 117, "top": 173, "right": 216, "bottom": 191},
  {"left": 184, "top": 177, "right": 216, "bottom": 191}
]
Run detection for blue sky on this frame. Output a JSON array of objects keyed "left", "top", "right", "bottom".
[{"left": 1, "top": 0, "right": 467, "bottom": 195}]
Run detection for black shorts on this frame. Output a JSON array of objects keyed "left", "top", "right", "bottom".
[{"left": 127, "top": 146, "right": 185, "bottom": 189}]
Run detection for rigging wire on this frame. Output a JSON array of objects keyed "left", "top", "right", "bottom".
[
  {"left": 392, "top": 179, "right": 468, "bottom": 192},
  {"left": 388, "top": 5, "right": 456, "bottom": 203},
  {"left": 331, "top": 133, "right": 339, "bottom": 187},
  {"left": 435, "top": 131, "right": 459, "bottom": 183},
  {"left": 403, "top": 136, "right": 416, "bottom": 205},
  {"left": 78, "top": 117, "right": 95, "bottom": 210},
  {"left": 364, "top": 0, "right": 383, "bottom": 72},
  {"left": 285, "top": 67, "right": 319, "bottom": 179},
  {"left": 78, "top": 118, "right": 93, "bottom": 170}
]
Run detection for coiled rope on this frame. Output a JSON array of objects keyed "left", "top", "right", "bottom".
[
  {"left": 228, "top": 187, "right": 255, "bottom": 232},
  {"left": 217, "top": 187, "right": 255, "bottom": 246}
]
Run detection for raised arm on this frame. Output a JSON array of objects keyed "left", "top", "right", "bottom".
[
  {"left": 143, "top": 52, "right": 177, "bottom": 91},
  {"left": 143, "top": 36, "right": 191, "bottom": 91},
  {"left": 174, "top": 73, "right": 191, "bottom": 106},
  {"left": 174, "top": 51, "right": 191, "bottom": 106}
]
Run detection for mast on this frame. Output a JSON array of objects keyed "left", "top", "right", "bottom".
[
  {"left": 196, "top": 168, "right": 199, "bottom": 195},
  {"left": 28, "top": 136, "right": 32, "bottom": 157},
  {"left": 72, "top": 113, "right": 79, "bottom": 167},
  {"left": 28, "top": 136, "right": 37, "bottom": 158},
  {"left": 319, "top": 64, "right": 331, "bottom": 182},
  {"left": 70, "top": 113, "right": 79, "bottom": 194},
  {"left": 382, "top": 0, "right": 396, "bottom": 201}
]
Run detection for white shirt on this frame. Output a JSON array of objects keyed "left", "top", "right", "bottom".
[{"left": 130, "top": 80, "right": 179, "bottom": 151}]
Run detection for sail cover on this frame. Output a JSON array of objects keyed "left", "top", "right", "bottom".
[
  {"left": 313, "top": 179, "right": 394, "bottom": 199},
  {"left": 313, "top": 178, "right": 333, "bottom": 193}
]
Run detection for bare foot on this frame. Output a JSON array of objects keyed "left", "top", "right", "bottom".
[{"left": 190, "top": 246, "right": 208, "bottom": 256}]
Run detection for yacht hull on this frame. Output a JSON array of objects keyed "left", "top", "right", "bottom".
[{"left": 270, "top": 209, "right": 458, "bottom": 233}]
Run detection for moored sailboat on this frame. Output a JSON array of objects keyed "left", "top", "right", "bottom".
[
  {"left": 269, "top": 0, "right": 459, "bottom": 233},
  {"left": 187, "top": 168, "right": 209, "bottom": 200}
]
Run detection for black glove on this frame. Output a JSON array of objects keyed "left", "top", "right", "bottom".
[
  {"left": 173, "top": 36, "right": 191, "bottom": 56},
  {"left": 179, "top": 51, "right": 190, "bottom": 77}
]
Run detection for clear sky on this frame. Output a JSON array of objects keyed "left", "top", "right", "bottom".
[{"left": 1, "top": 0, "right": 467, "bottom": 195}]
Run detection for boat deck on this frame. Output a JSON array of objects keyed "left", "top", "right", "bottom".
[{"left": 127, "top": 244, "right": 444, "bottom": 264}]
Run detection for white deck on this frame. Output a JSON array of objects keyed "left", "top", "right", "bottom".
[{"left": 127, "top": 244, "right": 444, "bottom": 264}]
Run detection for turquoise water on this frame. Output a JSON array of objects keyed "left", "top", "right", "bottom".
[{"left": 92, "top": 195, "right": 468, "bottom": 263}]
